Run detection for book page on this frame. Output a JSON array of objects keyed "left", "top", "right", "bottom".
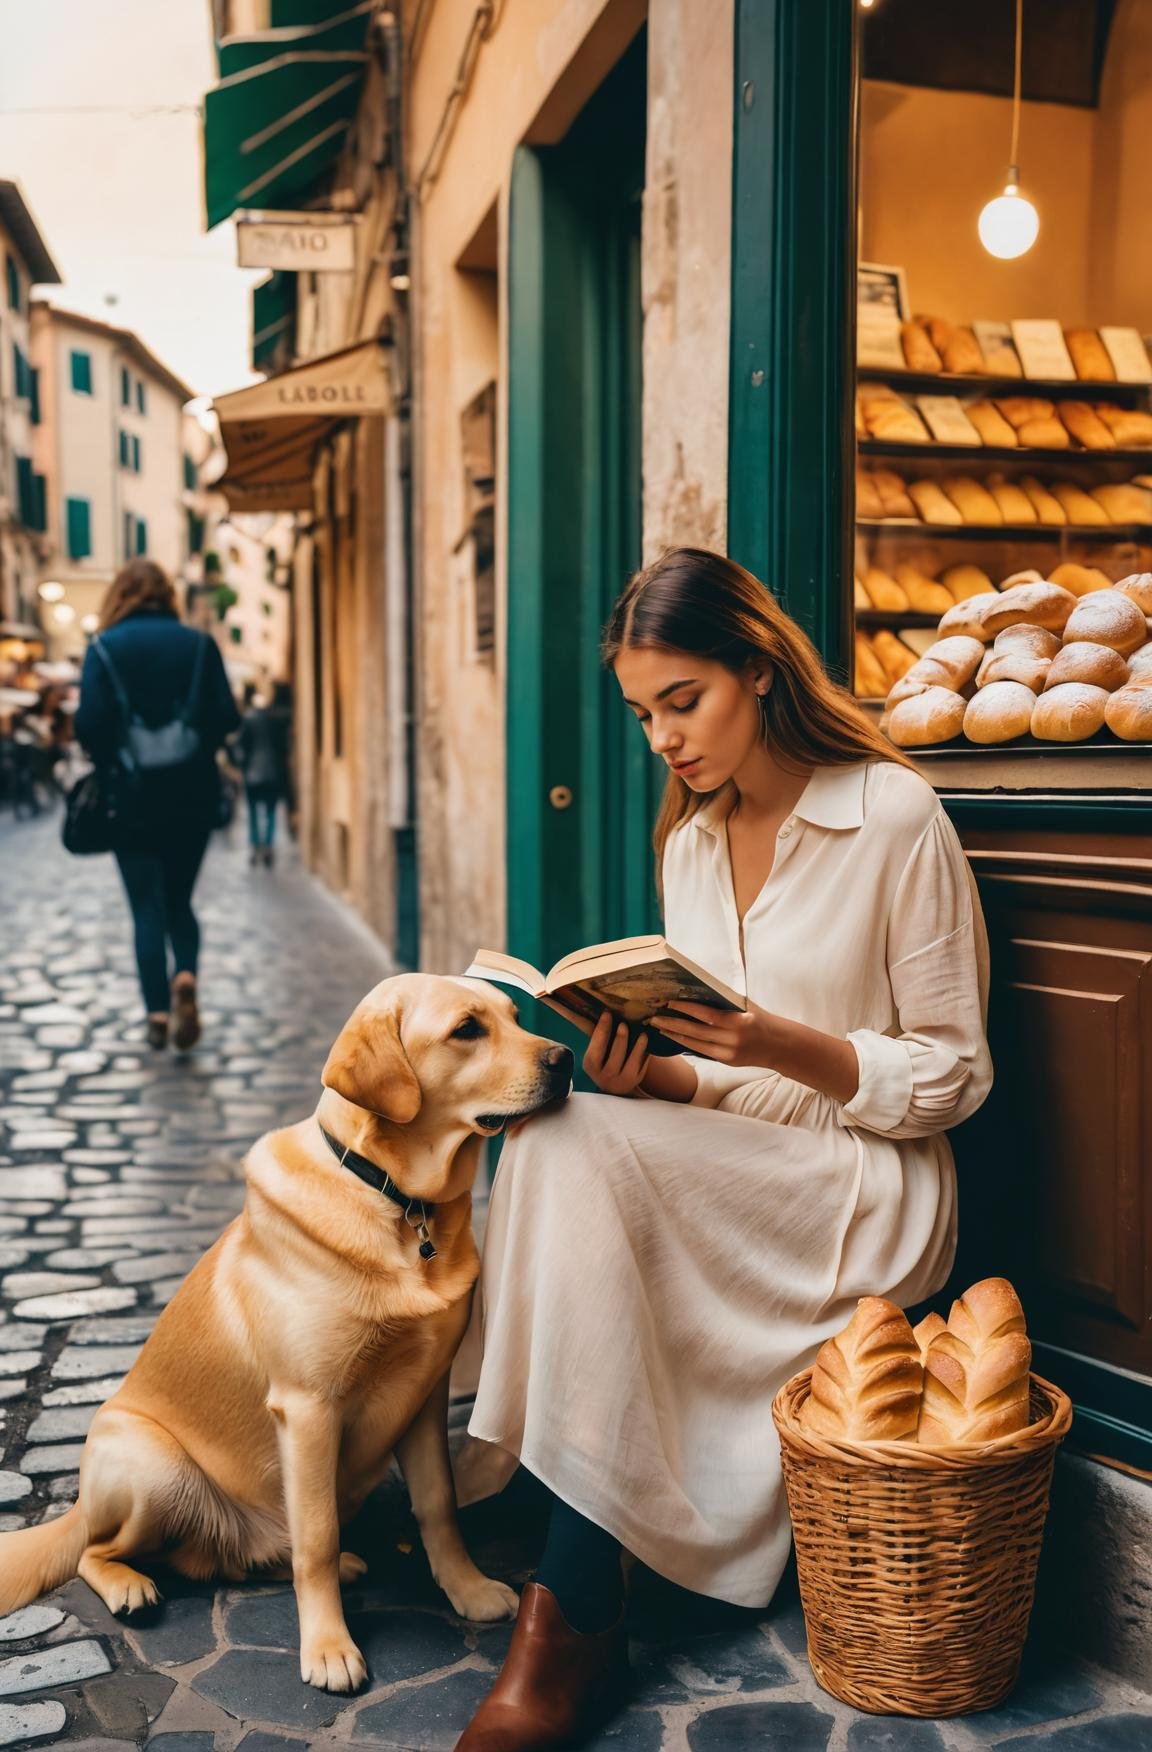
[{"left": 562, "top": 959, "right": 741, "bottom": 1023}]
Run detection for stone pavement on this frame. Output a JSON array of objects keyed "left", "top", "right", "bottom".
[{"left": 1, "top": 810, "right": 1150, "bottom": 1751}]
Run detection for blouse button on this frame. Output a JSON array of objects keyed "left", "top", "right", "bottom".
[{"left": 778, "top": 820, "right": 794, "bottom": 839}]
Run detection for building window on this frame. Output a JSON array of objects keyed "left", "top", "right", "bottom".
[
  {"left": 183, "top": 452, "right": 197, "bottom": 491},
  {"left": 5, "top": 253, "right": 20, "bottom": 313},
  {"left": 187, "top": 510, "right": 204, "bottom": 554},
  {"left": 135, "top": 516, "right": 148, "bottom": 555},
  {"left": 136, "top": 380, "right": 147, "bottom": 415},
  {"left": 70, "top": 350, "right": 93, "bottom": 395},
  {"left": 123, "top": 509, "right": 135, "bottom": 561},
  {"left": 29, "top": 367, "right": 40, "bottom": 425},
  {"left": 12, "top": 343, "right": 31, "bottom": 401},
  {"left": 120, "top": 366, "right": 131, "bottom": 407},
  {"left": 118, "top": 429, "right": 130, "bottom": 468},
  {"left": 66, "top": 496, "right": 92, "bottom": 559},
  {"left": 131, "top": 434, "right": 142, "bottom": 473}
]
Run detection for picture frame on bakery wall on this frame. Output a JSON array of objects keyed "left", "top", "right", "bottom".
[{"left": 857, "top": 263, "right": 910, "bottom": 370}]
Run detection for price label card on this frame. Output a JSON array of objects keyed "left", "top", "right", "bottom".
[
  {"left": 917, "top": 396, "right": 983, "bottom": 445},
  {"left": 973, "top": 320, "right": 1022, "bottom": 376},
  {"left": 1011, "top": 320, "right": 1076, "bottom": 381},
  {"left": 1100, "top": 326, "right": 1152, "bottom": 384},
  {"left": 857, "top": 309, "right": 906, "bottom": 370}
]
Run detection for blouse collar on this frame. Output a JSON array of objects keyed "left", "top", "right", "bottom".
[{"left": 691, "top": 762, "right": 868, "bottom": 836}]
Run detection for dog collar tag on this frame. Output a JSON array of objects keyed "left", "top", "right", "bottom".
[
  {"left": 418, "top": 1233, "right": 438, "bottom": 1261},
  {"left": 405, "top": 1202, "right": 437, "bottom": 1261}
]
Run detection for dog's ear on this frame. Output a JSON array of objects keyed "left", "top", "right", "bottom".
[{"left": 321, "top": 1007, "right": 422, "bottom": 1123}]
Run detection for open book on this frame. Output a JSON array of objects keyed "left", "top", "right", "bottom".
[{"left": 462, "top": 936, "right": 746, "bottom": 1057}]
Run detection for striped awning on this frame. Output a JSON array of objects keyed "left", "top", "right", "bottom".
[{"left": 203, "top": 1, "right": 374, "bottom": 230}]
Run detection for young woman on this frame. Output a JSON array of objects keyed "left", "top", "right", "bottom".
[
  {"left": 74, "top": 560, "right": 239, "bottom": 1050},
  {"left": 455, "top": 547, "right": 992, "bottom": 1751}
]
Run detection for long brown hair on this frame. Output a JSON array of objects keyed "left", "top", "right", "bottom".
[
  {"left": 601, "top": 547, "right": 914, "bottom": 886},
  {"left": 98, "top": 559, "right": 179, "bottom": 631}
]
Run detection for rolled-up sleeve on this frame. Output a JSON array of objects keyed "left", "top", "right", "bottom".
[
  {"left": 838, "top": 812, "right": 993, "bottom": 1141},
  {"left": 686, "top": 1053, "right": 769, "bottom": 1109}
]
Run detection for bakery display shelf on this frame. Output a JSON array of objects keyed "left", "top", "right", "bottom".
[
  {"left": 857, "top": 366, "right": 1151, "bottom": 403},
  {"left": 859, "top": 439, "right": 1152, "bottom": 465},
  {"left": 856, "top": 519, "right": 1152, "bottom": 543},
  {"left": 856, "top": 610, "right": 941, "bottom": 629}
]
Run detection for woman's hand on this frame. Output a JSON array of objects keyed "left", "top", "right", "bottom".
[
  {"left": 652, "top": 1000, "right": 780, "bottom": 1067},
  {"left": 583, "top": 1011, "right": 650, "bottom": 1096}
]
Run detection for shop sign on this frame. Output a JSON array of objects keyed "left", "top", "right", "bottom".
[
  {"left": 1011, "top": 320, "right": 1076, "bottom": 381},
  {"left": 1100, "top": 327, "right": 1152, "bottom": 384},
  {"left": 917, "top": 396, "right": 982, "bottom": 445},
  {"left": 237, "top": 215, "right": 358, "bottom": 273}
]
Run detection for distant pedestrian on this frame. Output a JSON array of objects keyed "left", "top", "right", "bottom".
[
  {"left": 234, "top": 686, "right": 291, "bottom": 867},
  {"left": 74, "top": 560, "right": 239, "bottom": 1051}
]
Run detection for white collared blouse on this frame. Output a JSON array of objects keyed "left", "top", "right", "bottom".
[{"left": 661, "top": 759, "right": 993, "bottom": 1139}]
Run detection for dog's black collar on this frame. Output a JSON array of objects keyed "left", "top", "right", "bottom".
[{"left": 320, "top": 1125, "right": 437, "bottom": 1260}]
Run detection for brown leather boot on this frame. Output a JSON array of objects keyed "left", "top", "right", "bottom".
[{"left": 454, "top": 1583, "right": 629, "bottom": 1750}]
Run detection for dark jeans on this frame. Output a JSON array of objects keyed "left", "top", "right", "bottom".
[
  {"left": 115, "top": 830, "right": 210, "bottom": 1014},
  {"left": 246, "top": 785, "right": 279, "bottom": 849}
]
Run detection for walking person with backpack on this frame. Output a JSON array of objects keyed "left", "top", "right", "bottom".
[
  {"left": 234, "top": 684, "right": 292, "bottom": 867},
  {"left": 74, "top": 560, "right": 239, "bottom": 1051}
]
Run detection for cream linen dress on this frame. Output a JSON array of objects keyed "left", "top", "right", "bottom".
[{"left": 464, "top": 760, "right": 993, "bottom": 1608}]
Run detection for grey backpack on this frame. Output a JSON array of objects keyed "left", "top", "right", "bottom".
[{"left": 93, "top": 633, "right": 207, "bottom": 774}]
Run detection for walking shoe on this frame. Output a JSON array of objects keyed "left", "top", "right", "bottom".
[
  {"left": 146, "top": 1016, "right": 169, "bottom": 1051},
  {"left": 453, "top": 1583, "right": 629, "bottom": 1749},
  {"left": 263, "top": 846, "right": 275, "bottom": 868},
  {"left": 170, "top": 974, "right": 201, "bottom": 1053}
]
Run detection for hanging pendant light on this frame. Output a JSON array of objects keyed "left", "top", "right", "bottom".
[{"left": 978, "top": 0, "right": 1039, "bottom": 259}]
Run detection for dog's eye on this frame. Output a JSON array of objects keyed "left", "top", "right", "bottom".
[{"left": 451, "top": 1016, "right": 486, "bottom": 1041}]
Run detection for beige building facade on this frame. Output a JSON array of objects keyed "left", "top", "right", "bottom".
[{"left": 0, "top": 182, "right": 60, "bottom": 631}]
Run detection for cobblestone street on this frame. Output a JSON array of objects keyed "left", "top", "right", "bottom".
[{"left": 1, "top": 812, "right": 1149, "bottom": 1750}]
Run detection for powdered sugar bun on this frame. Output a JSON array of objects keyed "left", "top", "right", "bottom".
[
  {"left": 1043, "top": 641, "right": 1130, "bottom": 693},
  {"left": 1106, "top": 677, "right": 1152, "bottom": 741},
  {"left": 1062, "top": 590, "right": 1147, "bottom": 656},
  {"left": 964, "top": 682, "right": 1037, "bottom": 743},
  {"left": 1115, "top": 573, "right": 1152, "bottom": 615},
  {"left": 1128, "top": 641, "right": 1152, "bottom": 678},
  {"left": 1031, "top": 683, "right": 1109, "bottom": 741},
  {"left": 887, "top": 687, "right": 967, "bottom": 747},
  {"left": 992, "top": 624, "right": 1061, "bottom": 659},
  {"left": 981, "top": 582, "right": 1076, "bottom": 636},
  {"left": 937, "top": 594, "right": 1002, "bottom": 642}
]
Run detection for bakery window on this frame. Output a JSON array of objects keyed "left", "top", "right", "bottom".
[{"left": 852, "top": 1, "right": 1152, "bottom": 754}]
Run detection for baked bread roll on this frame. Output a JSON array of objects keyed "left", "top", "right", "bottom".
[
  {"left": 871, "top": 629, "right": 919, "bottom": 687},
  {"left": 1031, "top": 683, "right": 1110, "bottom": 741},
  {"left": 1017, "top": 416, "right": 1071, "bottom": 449},
  {"left": 854, "top": 632, "right": 889, "bottom": 700},
  {"left": 873, "top": 468, "right": 917, "bottom": 518},
  {"left": 942, "top": 564, "right": 994, "bottom": 602},
  {"left": 924, "top": 318, "right": 984, "bottom": 375},
  {"left": 1050, "top": 562, "right": 1114, "bottom": 597},
  {"left": 1065, "top": 328, "right": 1115, "bottom": 382},
  {"left": 1058, "top": 401, "right": 1115, "bottom": 450},
  {"left": 887, "top": 635, "right": 984, "bottom": 704},
  {"left": 913, "top": 1312, "right": 947, "bottom": 1360},
  {"left": 977, "top": 650, "right": 1051, "bottom": 692},
  {"left": 887, "top": 686, "right": 968, "bottom": 746},
  {"left": 982, "top": 581, "right": 1076, "bottom": 635},
  {"left": 862, "top": 566, "right": 909, "bottom": 612},
  {"left": 901, "top": 320, "right": 943, "bottom": 374},
  {"left": 1062, "top": 590, "right": 1147, "bottom": 655},
  {"left": 1018, "top": 476, "right": 1066, "bottom": 525},
  {"left": 965, "top": 400, "right": 1018, "bottom": 447},
  {"left": 1106, "top": 681, "right": 1152, "bottom": 741},
  {"left": 862, "top": 393, "right": 931, "bottom": 444},
  {"left": 918, "top": 1278, "right": 1032, "bottom": 1447},
  {"left": 908, "top": 478, "right": 963, "bottom": 525},
  {"left": 942, "top": 475, "right": 1002, "bottom": 524},
  {"left": 1116, "top": 573, "right": 1152, "bottom": 615},
  {"left": 856, "top": 469, "right": 883, "bottom": 519},
  {"left": 964, "top": 680, "right": 1037, "bottom": 742},
  {"left": 854, "top": 576, "right": 870, "bottom": 611},
  {"left": 1096, "top": 405, "right": 1152, "bottom": 446},
  {"left": 1052, "top": 482, "right": 1110, "bottom": 525},
  {"left": 999, "top": 568, "right": 1045, "bottom": 590},
  {"left": 978, "top": 333, "right": 1022, "bottom": 376},
  {"left": 803, "top": 1298, "right": 923, "bottom": 1443},
  {"left": 1092, "top": 482, "right": 1152, "bottom": 524},
  {"left": 938, "top": 593, "right": 1002, "bottom": 642},
  {"left": 1128, "top": 639, "right": 1152, "bottom": 677},
  {"left": 993, "top": 624, "right": 1061, "bottom": 659},
  {"left": 986, "top": 478, "right": 1036, "bottom": 523},
  {"left": 1043, "top": 641, "right": 1129, "bottom": 693},
  {"left": 855, "top": 394, "right": 868, "bottom": 439},
  {"left": 893, "top": 563, "right": 953, "bottom": 616},
  {"left": 997, "top": 397, "right": 1053, "bottom": 429}
]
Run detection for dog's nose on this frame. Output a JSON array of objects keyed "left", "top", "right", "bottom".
[{"left": 542, "top": 1044, "right": 574, "bottom": 1077}]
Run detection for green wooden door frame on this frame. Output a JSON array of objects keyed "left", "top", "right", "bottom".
[{"left": 726, "top": 0, "right": 859, "bottom": 682}]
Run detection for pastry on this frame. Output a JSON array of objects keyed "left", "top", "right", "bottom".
[
  {"left": 1058, "top": 401, "right": 1115, "bottom": 450},
  {"left": 908, "top": 479, "right": 964, "bottom": 525},
  {"left": 1016, "top": 416, "right": 1071, "bottom": 449},
  {"left": 1050, "top": 562, "right": 1113, "bottom": 596},
  {"left": 854, "top": 632, "right": 889, "bottom": 700},
  {"left": 918, "top": 1278, "right": 1032, "bottom": 1447},
  {"left": 888, "top": 686, "right": 968, "bottom": 747},
  {"left": 964, "top": 681, "right": 1037, "bottom": 743},
  {"left": 938, "top": 593, "right": 1003, "bottom": 642},
  {"left": 1031, "top": 683, "right": 1110, "bottom": 741},
  {"left": 1044, "top": 641, "right": 1129, "bottom": 692},
  {"left": 856, "top": 470, "right": 884, "bottom": 519},
  {"left": 997, "top": 397, "right": 1054, "bottom": 428},
  {"left": 1000, "top": 568, "right": 1045, "bottom": 590},
  {"left": 893, "top": 564, "right": 953, "bottom": 615},
  {"left": 924, "top": 318, "right": 985, "bottom": 375},
  {"left": 887, "top": 635, "right": 985, "bottom": 705},
  {"left": 978, "top": 333, "right": 1022, "bottom": 376},
  {"left": 1062, "top": 590, "right": 1147, "bottom": 655},
  {"left": 901, "top": 320, "right": 943, "bottom": 374},
  {"left": 1018, "top": 476, "right": 1066, "bottom": 525},
  {"left": 872, "top": 468, "right": 917, "bottom": 518},
  {"left": 871, "top": 629, "right": 919, "bottom": 687},
  {"left": 1092, "top": 483, "right": 1152, "bottom": 524},
  {"left": 1106, "top": 682, "right": 1152, "bottom": 741},
  {"left": 981, "top": 581, "right": 1076, "bottom": 635},
  {"left": 1116, "top": 573, "right": 1152, "bottom": 614},
  {"left": 1128, "top": 640, "right": 1152, "bottom": 677},
  {"left": 855, "top": 394, "right": 868, "bottom": 439},
  {"left": 1065, "top": 328, "right": 1115, "bottom": 382},
  {"left": 854, "top": 576, "right": 870, "bottom": 611},
  {"left": 864, "top": 398, "right": 931, "bottom": 444},
  {"left": 965, "top": 400, "right": 1018, "bottom": 447},
  {"left": 985, "top": 478, "right": 1036, "bottom": 523},
  {"left": 942, "top": 475, "right": 1003, "bottom": 524},
  {"left": 862, "top": 566, "right": 910, "bottom": 612},
  {"left": 977, "top": 650, "right": 1051, "bottom": 692},
  {"left": 913, "top": 1313, "right": 948, "bottom": 1360},
  {"left": 1095, "top": 405, "right": 1152, "bottom": 446},
  {"left": 1051, "top": 482, "right": 1110, "bottom": 525},
  {"left": 803, "top": 1297, "right": 923, "bottom": 1443},
  {"left": 993, "top": 624, "right": 1060, "bottom": 657},
  {"left": 941, "top": 564, "right": 995, "bottom": 602}
]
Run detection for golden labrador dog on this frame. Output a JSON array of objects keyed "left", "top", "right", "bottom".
[{"left": 0, "top": 973, "right": 572, "bottom": 1692}]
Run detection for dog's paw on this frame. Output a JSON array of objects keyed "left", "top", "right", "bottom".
[
  {"left": 445, "top": 1573, "right": 520, "bottom": 1622},
  {"left": 300, "top": 1634, "right": 368, "bottom": 1693},
  {"left": 338, "top": 1551, "right": 368, "bottom": 1584},
  {"left": 110, "top": 1574, "right": 162, "bottom": 1615}
]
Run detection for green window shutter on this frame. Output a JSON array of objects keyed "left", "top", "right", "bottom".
[
  {"left": 32, "top": 472, "right": 46, "bottom": 533},
  {"left": 187, "top": 509, "right": 205, "bottom": 553},
  {"left": 15, "top": 455, "right": 35, "bottom": 526},
  {"left": 135, "top": 516, "right": 148, "bottom": 555},
  {"left": 70, "top": 350, "right": 93, "bottom": 395},
  {"left": 66, "top": 496, "right": 92, "bottom": 559},
  {"left": 123, "top": 510, "right": 134, "bottom": 560},
  {"left": 29, "top": 367, "right": 40, "bottom": 425},
  {"left": 118, "top": 429, "right": 129, "bottom": 467},
  {"left": 132, "top": 434, "right": 142, "bottom": 473},
  {"left": 12, "top": 344, "right": 30, "bottom": 400},
  {"left": 5, "top": 253, "right": 19, "bottom": 312},
  {"left": 120, "top": 366, "right": 131, "bottom": 406},
  {"left": 136, "top": 381, "right": 147, "bottom": 415},
  {"left": 183, "top": 452, "right": 197, "bottom": 491}
]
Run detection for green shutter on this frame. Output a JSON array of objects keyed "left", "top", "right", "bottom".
[
  {"left": 32, "top": 472, "right": 46, "bottom": 533},
  {"left": 15, "top": 455, "right": 35, "bottom": 526},
  {"left": 187, "top": 509, "right": 205, "bottom": 553},
  {"left": 132, "top": 434, "right": 142, "bottom": 473},
  {"left": 70, "top": 350, "right": 93, "bottom": 395},
  {"left": 29, "top": 367, "right": 40, "bottom": 425},
  {"left": 120, "top": 366, "right": 131, "bottom": 407},
  {"left": 183, "top": 452, "right": 197, "bottom": 491},
  {"left": 5, "top": 253, "right": 19, "bottom": 312},
  {"left": 123, "top": 510, "right": 134, "bottom": 560},
  {"left": 118, "top": 429, "right": 128, "bottom": 467},
  {"left": 136, "top": 381, "right": 146, "bottom": 415},
  {"left": 135, "top": 516, "right": 148, "bottom": 555},
  {"left": 66, "top": 496, "right": 92, "bottom": 559},
  {"left": 251, "top": 271, "right": 296, "bottom": 372}
]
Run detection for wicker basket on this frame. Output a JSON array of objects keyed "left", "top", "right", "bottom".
[{"left": 772, "top": 1370, "right": 1072, "bottom": 1717}]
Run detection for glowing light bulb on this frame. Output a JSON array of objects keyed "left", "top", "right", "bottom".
[
  {"left": 38, "top": 580, "right": 64, "bottom": 602},
  {"left": 80, "top": 612, "right": 99, "bottom": 633},
  {"left": 978, "top": 181, "right": 1039, "bottom": 260},
  {"left": 51, "top": 601, "right": 76, "bottom": 625}
]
